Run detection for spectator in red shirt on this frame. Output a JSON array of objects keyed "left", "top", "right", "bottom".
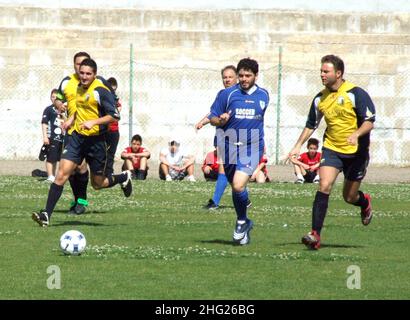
[
  {"left": 290, "top": 138, "right": 321, "bottom": 184},
  {"left": 121, "top": 134, "right": 151, "bottom": 180},
  {"left": 202, "top": 149, "right": 219, "bottom": 181}
]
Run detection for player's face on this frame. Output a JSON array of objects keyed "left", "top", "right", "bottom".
[
  {"left": 74, "top": 56, "right": 89, "bottom": 77},
  {"left": 79, "top": 65, "right": 96, "bottom": 88},
  {"left": 320, "top": 62, "right": 342, "bottom": 90},
  {"left": 307, "top": 144, "right": 318, "bottom": 157},
  {"left": 222, "top": 69, "right": 238, "bottom": 88},
  {"left": 238, "top": 69, "right": 257, "bottom": 91},
  {"left": 50, "top": 92, "right": 57, "bottom": 103},
  {"left": 131, "top": 140, "right": 141, "bottom": 152}
]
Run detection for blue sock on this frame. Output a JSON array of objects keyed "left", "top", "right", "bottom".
[
  {"left": 212, "top": 173, "right": 228, "bottom": 205},
  {"left": 232, "top": 189, "right": 249, "bottom": 221}
]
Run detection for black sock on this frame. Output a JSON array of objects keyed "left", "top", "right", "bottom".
[
  {"left": 312, "top": 191, "right": 330, "bottom": 235},
  {"left": 68, "top": 174, "right": 78, "bottom": 202},
  {"left": 107, "top": 172, "right": 128, "bottom": 187},
  {"left": 76, "top": 170, "right": 89, "bottom": 201},
  {"left": 353, "top": 190, "right": 368, "bottom": 209},
  {"left": 45, "top": 183, "right": 64, "bottom": 218}
]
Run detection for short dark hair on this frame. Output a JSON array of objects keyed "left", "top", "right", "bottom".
[
  {"left": 107, "top": 77, "right": 118, "bottom": 88},
  {"left": 73, "top": 51, "right": 90, "bottom": 63},
  {"left": 80, "top": 58, "right": 97, "bottom": 73},
  {"left": 50, "top": 88, "right": 58, "bottom": 96},
  {"left": 307, "top": 138, "right": 319, "bottom": 147},
  {"left": 221, "top": 65, "right": 237, "bottom": 77},
  {"left": 237, "top": 58, "right": 258, "bottom": 75},
  {"left": 131, "top": 134, "right": 142, "bottom": 143},
  {"left": 321, "top": 54, "right": 344, "bottom": 76}
]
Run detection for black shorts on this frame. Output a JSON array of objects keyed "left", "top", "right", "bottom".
[
  {"left": 46, "top": 140, "right": 63, "bottom": 163},
  {"left": 203, "top": 170, "right": 218, "bottom": 181},
  {"left": 61, "top": 131, "right": 108, "bottom": 176},
  {"left": 320, "top": 147, "right": 369, "bottom": 181},
  {"left": 303, "top": 170, "right": 317, "bottom": 183}
]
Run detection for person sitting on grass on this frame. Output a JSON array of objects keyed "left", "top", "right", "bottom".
[
  {"left": 121, "top": 134, "right": 151, "bottom": 180},
  {"left": 290, "top": 138, "right": 321, "bottom": 184}
]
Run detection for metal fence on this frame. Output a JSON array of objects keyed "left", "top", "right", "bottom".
[{"left": 1, "top": 50, "right": 409, "bottom": 166}]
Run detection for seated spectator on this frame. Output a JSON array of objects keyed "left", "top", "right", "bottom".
[
  {"left": 290, "top": 138, "right": 321, "bottom": 184},
  {"left": 121, "top": 134, "right": 151, "bottom": 180},
  {"left": 202, "top": 149, "right": 219, "bottom": 181},
  {"left": 249, "top": 153, "right": 270, "bottom": 183},
  {"left": 159, "top": 139, "right": 196, "bottom": 182}
]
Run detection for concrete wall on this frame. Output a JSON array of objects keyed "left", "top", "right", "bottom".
[{"left": 1, "top": 3, "right": 410, "bottom": 165}]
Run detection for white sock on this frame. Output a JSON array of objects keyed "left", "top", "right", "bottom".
[{"left": 297, "top": 173, "right": 304, "bottom": 180}]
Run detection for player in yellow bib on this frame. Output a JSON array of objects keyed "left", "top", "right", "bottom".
[
  {"left": 54, "top": 52, "right": 92, "bottom": 214},
  {"left": 32, "top": 58, "right": 132, "bottom": 227},
  {"left": 288, "top": 54, "right": 376, "bottom": 250}
]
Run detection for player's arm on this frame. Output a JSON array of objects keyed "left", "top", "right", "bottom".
[
  {"left": 289, "top": 96, "right": 322, "bottom": 159},
  {"left": 80, "top": 88, "right": 118, "bottom": 130},
  {"left": 347, "top": 87, "right": 376, "bottom": 146},
  {"left": 41, "top": 123, "right": 49, "bottom": 145},
  {"left": 195, "top": 112, "right": 211, "bottom": 130},
  {"left": 54, "top": 77, "right": 69, "bottom": 113},
  {"left": 41, "top": 109, "right": 50, "bottom": 145},
  {"left": 208, "top": 89, "right": 231, "bottom": 127}
]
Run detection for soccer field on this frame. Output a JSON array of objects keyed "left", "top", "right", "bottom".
[{"left": 1, "top": 176, "right": 409, "bottom": 300}]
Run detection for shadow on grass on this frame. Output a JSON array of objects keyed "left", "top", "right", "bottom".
[
  {"left": 53, "top": 209, "right": 109, "bottom": 214},
  {"left": 199, "top": 239, "right": 237, "bottom": 246},
  {"left": 52, "top": 221, "right": 107, "bottom": 227},
  {"left": 276, "top": 242, "right": 365, "bottom": 249}
]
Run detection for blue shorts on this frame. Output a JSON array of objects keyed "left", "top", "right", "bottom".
[
  {"left": 223, "top": 143, "right": 264, "bottom": 183},
  {"left": 61, "top": 131, "right": 108, "bottom": 176},
  {"left": 320, "top": 147, "right": 369, "bottom": 181}
]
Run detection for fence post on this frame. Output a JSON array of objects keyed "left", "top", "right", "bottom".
[
  {"left": 275, "top": 46, "right": 283, "bottom": 165},
  {"left": 129, "top": 43, "right": 134, "bottom": 142}
]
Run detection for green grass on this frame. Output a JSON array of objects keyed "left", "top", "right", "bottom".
[{"left": 1, "top": 176, "right": 409, "bottom": 299}]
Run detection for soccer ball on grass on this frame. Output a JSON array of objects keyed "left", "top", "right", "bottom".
[{"left": 60, "top": 230, "right": 86, "bottom": 255}]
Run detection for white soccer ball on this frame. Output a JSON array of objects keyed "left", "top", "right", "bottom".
[{"left": 60, "top": 230, "right": 86, "bottom": 255}]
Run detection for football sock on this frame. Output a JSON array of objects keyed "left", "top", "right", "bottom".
[
  {"left": 232, "top": 189, "right": 249, "bottom": 221},
  {"left": 76, "top": 170, "right": 89, "bottom": 201},
  {"left": 212, "top": 173, "right": 228, "bottom": 205},
  {"left": 68, "top": 174, "right": 78, "bottom": 202},
  {"left": 296, "top": 173, "right": 304, "bottom": 180},
  {"left": 45, "top": 183, "right": 64, "bottom": 218},
  {"left": 353, "top": 190, "right": 369, "bottom": 209},
  {"left": 107, "top": 172, "right": 128, "bottom": 187},
  {"left": 312, "top": 191, "right": 329, "bottom": 235}
]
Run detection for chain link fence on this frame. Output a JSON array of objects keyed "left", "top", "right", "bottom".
[{"left": 1, "top": 53, "right": 409, "bottom": 166}]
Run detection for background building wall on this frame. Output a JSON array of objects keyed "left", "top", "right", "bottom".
[{"left": 1, "top": 1, "right": 409, "bottom": 165}]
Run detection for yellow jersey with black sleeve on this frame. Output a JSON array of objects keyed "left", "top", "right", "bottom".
[
  {"left": 56, "top": 73, "right": 79, "bottom": 118},
  {"left": 305, "top": 80, "right": 376, "bottom": 154},
  {"left": 73, "top": 79, "right": 118, "bottom": 136}
]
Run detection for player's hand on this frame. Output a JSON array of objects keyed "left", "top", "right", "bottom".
[
  {"left": 43, "top": 137, "right": 50, "bottom": 145},
  {"left": 79, "top": 120, "right": 95, "bottom": 131},
  {"left": 347, "top": 132, "right": 359, "bottom": 146},
  {"left": 195, "top": 122, "right": 203, "bottom": 130},
  {"left": 287, "top": 148, "right": 300, "bottom": 163},
  {"left": 219, "top": 111, "right": 231, "bottom": 125}
]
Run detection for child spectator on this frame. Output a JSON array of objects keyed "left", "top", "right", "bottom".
[
  {"left": 290, "top": 138, "right": 321, "bottom": 184},
  {"left": 121, "top": 134, "right": 151, "bottom": 180},
  {"left": 202, "top": 149, "right": 219, "bottom": 181},
  {"left": 41, "top": 89, "right": 65, "bottom": 182}
]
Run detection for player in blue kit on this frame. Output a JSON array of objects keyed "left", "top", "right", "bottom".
[{"left": 209, "top": 58, "right": 269, "bottom": 245}]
